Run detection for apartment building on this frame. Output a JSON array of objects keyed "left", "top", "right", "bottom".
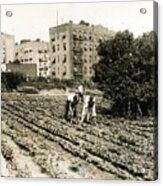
[
  {"left": 15, "top": 39, "right": 50, "bottom": 77},
  {"left": 49, "top": 20, "right": 115, "bottom": 80},
  {"left": 1, "top": 32, "right": 15, "bottom": 72}
]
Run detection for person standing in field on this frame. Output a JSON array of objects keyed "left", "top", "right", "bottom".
[
  {"left": 64, "top": 84, "right": 84, "bottom": 122},
  {"left": 77, "top": 84, "right": 85, "bottom": 102},
  {"left": 80, "top": 94, "right": 97, "bottom": 124}
]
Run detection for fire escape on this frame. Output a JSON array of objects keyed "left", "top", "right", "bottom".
[{"left": 72, "top": 34, "right": 83, "bottom": 79}]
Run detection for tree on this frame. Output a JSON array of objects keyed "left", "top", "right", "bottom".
[
  {"left": 93, "top": 30, "right": 157, "bottom": 118},
  {"left": 1, "top": 72, "right": 26, "bottom": 91}
]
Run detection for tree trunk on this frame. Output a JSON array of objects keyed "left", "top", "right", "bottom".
[
  {"left": 127, "top": 99, "right": 131, "bottom": 117},
  {"left": 137, "top": 102, "right": 142, "bottom": 117}
]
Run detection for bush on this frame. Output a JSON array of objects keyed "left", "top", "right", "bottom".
[{"left": 1, "top": 72, "right": 26, "bottom": 91}]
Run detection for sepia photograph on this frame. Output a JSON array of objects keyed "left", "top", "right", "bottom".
[{"left": 1, "top": 0, "right": 158, "bottom": 180}]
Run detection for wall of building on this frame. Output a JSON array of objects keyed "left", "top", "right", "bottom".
[
  {"left": 6, "top": 63, "right": 37, "bottom": 77},
  {"left": 49, "top": 23, "right": 73, "bottom": 79},
  {"left": 1, "top": 33, "right": 15, "bottom": 65},
  {"left": 15, "top": 40, "right": 50, "bottom": 77},
  {"left": 49, "top": 21, "right": 115, "bottom": 80}
]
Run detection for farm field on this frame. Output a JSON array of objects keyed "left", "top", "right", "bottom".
[{"left": 1, "top": 92, "right": 157, "bottom": 180}]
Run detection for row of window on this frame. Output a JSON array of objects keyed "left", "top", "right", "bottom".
[
  {"left": 39, "top": 71, "right": 47, "bottom": 76},
  {"left": 51, "top": 34, "right": 66, "bottom": 42},
  {"left": 51, "top": 66, "right": 93, "bottom": 77},
  {"left": 21, "top": 49, "right": 48, "bottom": 54},
  {"left": 84, "top": 66, "right": 92, "bottom": 75},
  {"left": 39, "top": 58, "right": 48, "bottom": 62},
  {"left": 21, "top": 58, "right": 49, "bottom": 63},
  {"left": 51, "top": 66, "right": 67, "bottom": 77},
  {"left": 39, "top": 67, "right": 48, "bottom": 71},
  {"left": 52, "top": 54, "right": 67, "bottom": 64},
  {"left": 73, "top": 34, "right": 93, "bottom": 41},
  {"left": 73, "top": 45, "right": 95, "bottom": 52},
  {"left": 52, "top": 43, "right": 67, "bottom": 52},
  {"left": 38, "top": 49, "right": 48, "bottom": 53},
  {"left": 21, "top": 58, "right": 33, "bottom": 62},
  {"left": 51, "top": 54, "right": 95, "bottom": 64},
  {"left": 23, "top": 49, "right": 33, "bottom": 54}
]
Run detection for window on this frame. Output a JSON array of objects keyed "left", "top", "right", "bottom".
[
  {"left": 51, "top": 38, "right": 55, "bottom": 42},
  {"left": 84, "top": 66, "right": 87, "bottom": 75},
  {"left": 58, "top": 67, "right": 60, "bottom": 74},
  {"left": 63, "top": 43, "right": 67, "bottom": 51},
  {"left": 29, "top": 58, "right": 32, "bottom": 61},
  {"left": 62, "top": 35, "right": 66, "bottom": 39},
  {"left": 57, "top": 56, "right": 60, "bottom": 63},
  {"left": 73, "top": 34, "right": 77, "bottom": 40},
  {"left": 52, "top": 71, "right": 56, "bottom": 76},
  {"left": 52, "top": 45, "right": 56, "bottom": 52},
  {"left": 84, "top": 59, "right": 87, "bottom": 63},
  {"left": 63, "top": 72, "right": 66, "bottom": 76},
  {"left": 63, "top": 55, "right": 67, "bottom": 63},
  {"left": 57, "top": 44, "right": 60, "bottom": 51},
  {"left": 38, "top": 50, "right": 42, "bottom": 53},
  {"left": 89, "top": 67, "right": 92, "bottom": 74},
  {"left": 63, "top": 66, "right": 67, "bottom": 76},
  {"left": 52, "top": 58, "right": 56, "bottom": 64}
]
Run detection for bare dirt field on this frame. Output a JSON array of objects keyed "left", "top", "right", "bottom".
[{"left": 1, "top": 92, "right": 157, "bottom": 180}]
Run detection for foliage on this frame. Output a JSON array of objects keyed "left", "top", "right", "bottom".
[
  {"left": 1, "top": 72, "right": 26, "bottom": 91},
  {"left": 93, "top": 30, "right": 157, "bottom": 118}
]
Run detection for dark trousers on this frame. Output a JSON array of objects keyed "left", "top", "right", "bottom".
[{"left": 65, "top": 100, "right": 77, "bottom": 121}]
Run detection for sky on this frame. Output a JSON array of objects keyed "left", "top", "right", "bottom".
[{"left": 1, "top": 0, "right": 154, "bottom": 42}]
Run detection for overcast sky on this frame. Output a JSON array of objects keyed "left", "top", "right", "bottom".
[{"left": 1, "top": 0, "right": 154, "bottom": 42}]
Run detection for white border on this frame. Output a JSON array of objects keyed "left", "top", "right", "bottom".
[{"left": 0, "top": 0, "right": 162, "bottom": 186}]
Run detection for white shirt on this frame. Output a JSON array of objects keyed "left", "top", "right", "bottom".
[
  {"left": 83, "top": 95, "right": 96, "bottom": 108},
  {"left": 78, "top": 85, "right": 84, "bottom": 94},
  {"left": 82, "top": 95, "right": 96, "bottom": 117},
  {"left": 67, "top": 93, "right": 76, "bottom": 102}
]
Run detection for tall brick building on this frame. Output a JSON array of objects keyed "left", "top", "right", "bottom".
[{"left": 49, "top": 21, "right": 115, "bottom": 80}]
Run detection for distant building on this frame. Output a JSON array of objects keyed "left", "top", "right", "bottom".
[
  {"left": 15, "top": 39, "right": 50, "bottom": 77},
  {"left": 49, "top": 20, "right": 115, "bottom": 80},
  {"left": 1, "top": 33, "right": 15, "bottom": 72}
]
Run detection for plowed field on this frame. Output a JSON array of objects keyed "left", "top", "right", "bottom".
[{"left": 1, "top": 93, "right": 157, "bottom": 180}]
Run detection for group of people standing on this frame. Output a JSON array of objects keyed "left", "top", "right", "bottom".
[{"left": 65, "top": 84, "right": 97, "bottom": 124}]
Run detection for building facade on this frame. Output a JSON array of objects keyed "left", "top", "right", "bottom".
[
  {"left": 15, "top": 39, "right": 50, "bottom": 77},
  {"left": 1, "top": 33, "right": 15, "bottom": 72},
  {"left": 49, "top": 21, "right": 115, "bottom": 80}
]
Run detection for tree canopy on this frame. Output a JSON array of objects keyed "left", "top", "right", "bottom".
[{"left": 93, "top": 30, "right": 157, "bottom": 118}]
